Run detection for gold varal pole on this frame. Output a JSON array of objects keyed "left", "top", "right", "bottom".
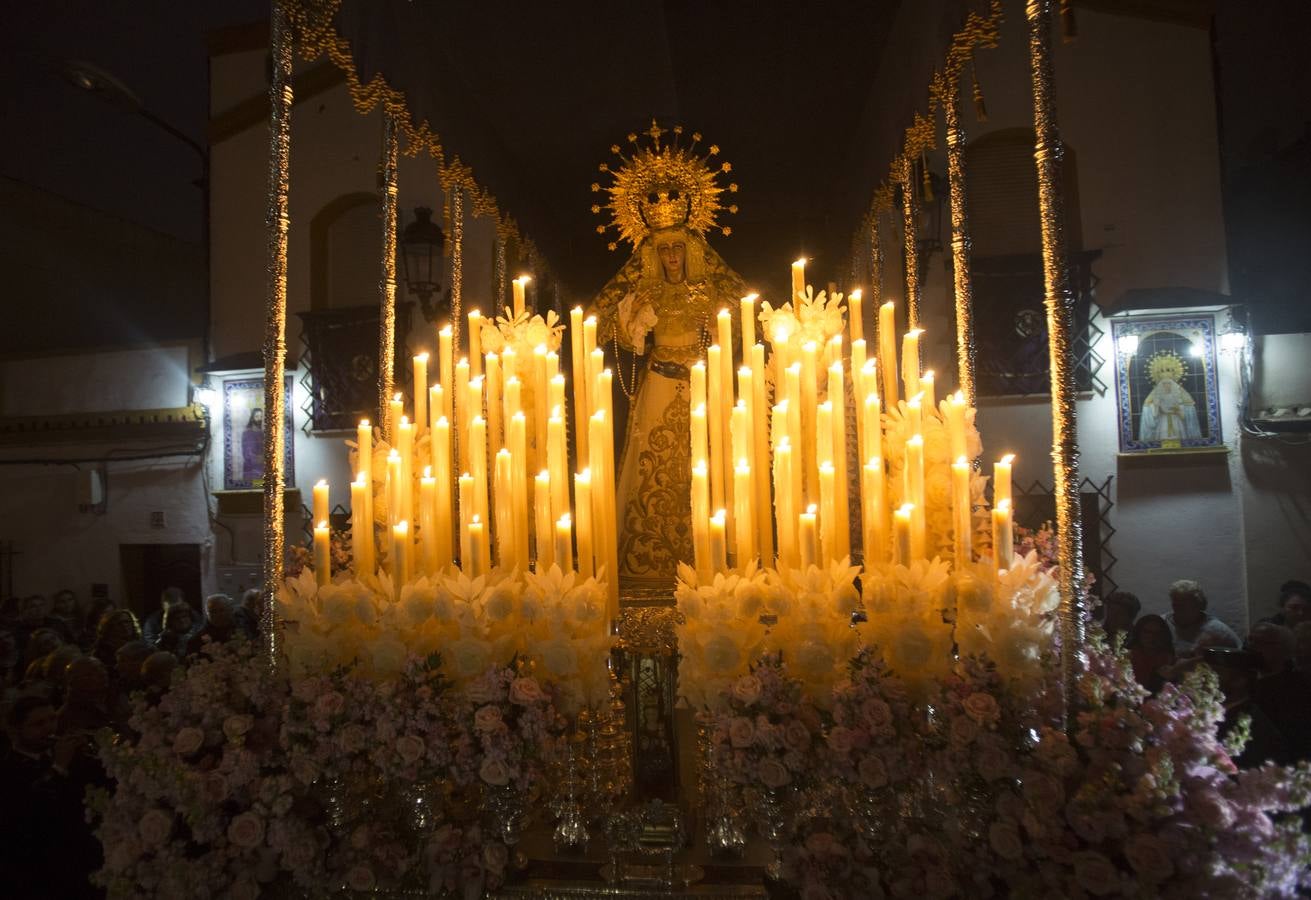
[
  {"left": 899, "top": 155, "right": 922, "bottom": 329},
  {"left": 377, "top": 113, "right": 400, "bottom": 443},
  {"left": 450, "top": 185, "right": 464, "bottom": 352},
  {"left": 943, "top": 79, "right": 978, "bottom": 407},
  {"left": 1026, "top": 0, "right": 1086, "bottom": 718},
  {"left": 868, "top": 214, "right": 884, "bottom": 307},
  {"left": 261, "top": 0, "right": 295, "bottom": 666},
  {"left": 494, "top": 229, "right": 508, "bottom": 314}
]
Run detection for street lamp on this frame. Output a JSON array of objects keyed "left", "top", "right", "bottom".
[{"left": 400, "top": 207, "right": 447, "bottom": 321}]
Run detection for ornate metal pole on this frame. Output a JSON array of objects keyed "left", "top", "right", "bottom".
[
  {"left": 450, "top": 186, "right": 464, "bottom": 353},
  {"left": 944, "top": 80, "right": 978, "bottom": 406},
  {"left": 261, "top": 0, "right": 294, "bottom": 666},
  {"left": 899, "top": 156, "right": 922, "bottom": 329},
  {"left": 868, "top": 214, "right": 884, "bottom": 308},
  {"left": 1026, "top": 0, "right": 1086, "bottom": 718},
  {"left": 494, "top": 229, "right": 508, "bottom": 315},
  {"left": 377, "top": 113, "right": 400, "bottom": 443}
]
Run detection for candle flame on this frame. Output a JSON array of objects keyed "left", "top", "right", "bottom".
[
  {"left": 395, "top": 520, "right": 409, "bottom": 533},
  {"left": 315, "top": 478, "right": 327, "bottom": 487},
  {"left": 793, "top": 258, "right": 807, "bottom": 267},
  {"left": 579, "top": 467, "right": 591, "bottom": 480},
  {"left": 359, "top": 418, "right": 370, "bottom": 426},
  {"left": 806, "top": 503, "right": 818, "bottom": 514},
  {"left": 743, "top": 292, "right": 759, "bottom": 303},
  {"left": 468, "top": 309, "right": 481, "bottom": 318},
  {"left": 850, "top": 289, "right": 862, "bottom": 300},
  {"left": 414, "top": 351, "right": 429, "bottom": 362},
  {"left": 908, "top": 434, "right": 924, "bottom": 446},
  {"left": 400, "top": 416, "right": 409, "bottom": 426},
  {"left": 439, "top": 325, "right": 451, "bottom": 336},
  {"left": 955, "top": 456, "right": 968, "bottom": 467},
  {"left": 867, "top": 456, "right": 882, "bottom": 469},
  {"left": 388, "top": 449, "right": 400, "bottom": 459},
  {"left": 355, "top": 471, "right": 367, "bottom": 483},
  {"left": 1000, "top": 453, "right": 1015, "bottom": 465},
  {"left": 882, "top": 300, "right": 895, "bottom": 310},
  {"left": 558, "top": 513, "right": 571, "bottom": 526},
  {"left": 514, "top": 275, "right": 532, "bottom": 285},
  {"left": 923, "top": 370, "right": 935, "bottom": 380},
  {"left": 317, "top": 520, "right": 328, "bottom": 530},
  {"left": 996, "top": 499, "right": 1011, "bottom": 513},
  {"left": 906, "top": 328, "right": 924, "bottom": 338},
  {"left": 953, "top": 390, "right": 964, "bottom": 402},
  {"left": 471, "top": 514, "right": 481, "bottom": 524},
  {"left": 393, "top": 392, "right": 403, "bottom": 401},
  {"left": 423, "top": 465, "right": 432, "bottom": 477},
  {"left": 436, "top": 416, "right": 449, "bottom": 427}
]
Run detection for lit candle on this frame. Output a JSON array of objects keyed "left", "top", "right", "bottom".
[
  {"left": 512, "top": 276, "right": 529, "bottom": 318},
  {"left": 574, "top": 469, "right": 593, "bottom": 579},
  {"left": 800, "top": 341, "right": 819, "bottom": 502},
  {"left": 356, "top": 419, "right": 373, "bottom": 486},
  {"left": 312, "top": 479, "right": 330, "bottom": 529},
  {"left": 691, "top": 403, "right": 709, "bottom": 473},
  {"left": 458, "top": 473, "right": 474, "bottom": 568},
  {"left": 470, "top": 415, "right": 488, "bottom": 527},
  {"left": 495, "top": 449, "right": 515, "bottom": 571},
  {"left": 545, "top": 349, "right": 560, "bottom": 381},
  {"left": 397, "top": 416, "right": 415, "bottom": 524},
  {"left": 706, "top": 345, "right": 727, "bottom": 518},
  {"left": 690, "top": 361, "right": 707, "bottom": 414},
  {"left": 907, "top": 393, "right": 923, "bottom": 437},
  {"left": 534, "top": 470, "right": 553, "bottom": 571},
  {"left": 799, "top": 504, "right": 818, "bottom": 570},
  {"left": 549, "top": 373, "right": 566, "bottom": 419},
  {"left": 468, "top": 516, "right": 488, "bottom": 578},
  {"left": 828, "top": 361, "right": 849, "bottom": 561},
  {"left": 772, "top": 326, "right": 790, "bottom": 395},
  {"left": 691, "top": 460, "right": 711, "bottom": 580},
  {"left": 773, "top": 438, "right": 795, "bottom": 569},
  {"left": 906, "top": 434, "right": 926, "bottom": 559},
  {"left": 502, "top": 347, "right": 518, "bottom": 394},
  {"left": 750, "top": 343, "right": 773, "bottom": 563},
  {"left": 484, "top": 353, "right": 502, "bottom": 452},
  {"left": 433, "top": 417, "right": 453, "bottom": 570},
  {"left": 862, "top": 457, "right": 887, "bottom": 566},
  {"left": 532, "top": 345, "right": 549, "bottom": 477},
  {"left": 952, "top": 456, "right": 972, "bottom": 568},
  {"left": 734, "top": 458, "right": 755, "bottom": 566},
  {"left": 994, "top": 454, "right": 1014, "bottom": 509},
  {"left": 570, "top": 308, "right": 590, "bottom": 466},
  {"left": 351, "top": 472, "right": 374, "bottom": 575},
  {"left": 851, "top": 340, "right": 867, "bottom": 398},
  {"left": 709, "top": 509, "right": 728, "bottom": 573},
  {"left": 785, "top": 364, "right": 802, "bottom": 481},
  {"left": 504, "top": 375, "right": 522, "bottom": 420},
  {"left": 509, "top": 412, "right": 529, "bottom": 565},
  {"left": 428, "top": 384, "right": 443, "bottom": 438},
  {"left": 555, "top": 513, "right": 573, "bottom": 573},
  {"left": 879, "top": 301, "right": 898, "bottom": 405},
  {"left": 391, "top": 520, "right": 409, "bottom": 598},
  {"left": 717, "top": 310, "right": 736, "bottom": 526},
  {"left": 945, "top": 391, "right": 967, "bottom": 463},
  {"left": 893, "top": 504, "right": 913, "bottom": 566},
  {"left": 386, "top": 450, "right": 402, "bottom": 527},
  {"left": 920, "top": 370, "right": 936, "bottom": 416},
  {"left": 583, "top": 314, "right": 598, "bottom": 361},
  {"left": 420, "top": 467, "right": 438, "bottom": 576},
  {"left": 740, "top": 293, "right": 758, "bottom": 358},
  {"left": 548, "top": 411, "right": 568, "bottom": 525},
  {"left": 313, "top": 520, "right": 331, "bottom": 587},
  {"left": 791, "top": 258, "right": 806, "bottom": 300},
  {"left": 862, "top": 394, "right": 882, "bottom": 474},
  {"left": 413, "top": 352, "right": 429, "bottom": 433},
  {"left": 992, "top": 499, "right": 1013, "bottom": 570},
  {"left": 438, "top": 325, "right": 454, "bottom": 426},
  {"left": 901, "top": 328, "right": 922, "bottom": 400},
  {"left": 467, "top": 310, "right": 482, "bottom": 380},
  {"left": 848, "top": 288, "right": 863, "bottom": 343},
  {"left": 818, "top": 461, "right": 836, "bottom": 566},
  {"left": 455, "top": 358, "right": 471, "bottom": 473},
  {"left": 388, "top": 393, "right": 404, "bottom": 444}
]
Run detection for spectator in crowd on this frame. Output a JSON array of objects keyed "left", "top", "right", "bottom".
[
  {"left": 15, "top": 594, "right": 73, "bottom": 648},
  {"left": 50, "top": 589, "right": 81, "bottom": 639},
  {"left": 23, "top": 627, "right": 65, "bottom": 672},
  {"left": 78, "top": 596, "right": 115, "bottom": 652},
  {"left": 141, "top": 586, "right": 186, "bottom": 646},
  {"left": 1265, "top": 579, "right": 1310, "bottom": 629},
  {"left": 57, "top": 656, "right": 112, "bottom": 737},
  {"left": 92, "top": 610, "right": 141, "bottom": 670},
  {"left": 1128, "top": 613, "right": 1175, "bottom": 693},
  {"left": 140, "top": 651, "right": 178, "bottom": 703},
  {"left": 1164, "top": 579, "right": 1240, "bottom": 657},
  {"left": 156, "top": 601, "right": 197, "bottom": 657},
  {"left": 234, "top": 587, "right": 262, "bottom": 640},
  {"left": 1204, "top": 647, "right": 1292, "bottom": 768},
  {"left": 1250, "top": 623, "right": 1310, "bottom": 763},
  {"left": 1247, "top": 622, "right": 1295, "bottom": 676},
  {"left": 1101, "top": 590, "right": 1141, "bottom": 648},
  {"left": 186, "top": 594, "right": 243, "bottom": 656}
]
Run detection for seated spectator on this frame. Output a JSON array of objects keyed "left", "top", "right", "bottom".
[
  {"left": 1247, "top": 623, "right": 1295, "bottom": 676},
  {"left": 57, "top": 656, "right": 112, "bottom": 737},
  {"left": 78, "top": 596, "right": 115, "bottom": 652},
  {"left": 1204, "top": 647, "right": 1292, "bottom": 768},
  {"left": 14, "top": 594, "right": 73, "bottom": 648},
  {"left": 1101, "top": 590, "right": 1141, "bottom": 648},
  {"left": 142, "top": 586, "right": 186, "bottom": 645},
  {"left": 1165, "top": 579, "right": 1239, "bottom": 657},
  {"left": 234, "top": 587, "right": 262, "bottom": 640},
  {"left": 1128, "top": 614, "right": 1175, "bottom": 693},
  {"left": 50, "top": 589, "right": 81, "bottom": 638},
  {"left": 93, "top": 609, "right": 142, "bottom": 669},
  {"left": 156, "top": 601, "right": 197, "bottom": 657},
  {"left": 186, "top": 594, "right": 244, "bottom": 656},
  {"left": 1251, "top": 624, "right": 1311, "bottom": 763}
]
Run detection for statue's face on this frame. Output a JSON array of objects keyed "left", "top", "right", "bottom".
[{"left": 657, "top": 240, "right": 686, "bottom": 283}]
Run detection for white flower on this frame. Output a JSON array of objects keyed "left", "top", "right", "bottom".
[
  {"left": 731, "top": 674, "right": 762, "bottom": 704},
  {"left": 137, "top": 808, "right": 173, "bottom": 846},
  {"left": 479, "top": 757, "right": 512, "bottom": 786},
  {"left": 223, "top": 714, "right": 254, "bottom": 741},
  {"left": 227, "top": 812, "right": 265, "bottom": 849},
  {"left": 446, "top": 637, "right": 492, "bottom": 681},
  {"left": 988, "top": 821, "right": 1024, "bottom": 861},
  {"left": 173, "top": 727, "right": 204, "bottom": 756}
]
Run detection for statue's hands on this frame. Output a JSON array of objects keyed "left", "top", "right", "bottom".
[{"left": 617, "top": 292, "right": 657, "bottom": 353}]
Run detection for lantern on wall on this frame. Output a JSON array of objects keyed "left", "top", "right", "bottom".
[{"left": 400, "top": 206, "right": 446, "bottom": 321}]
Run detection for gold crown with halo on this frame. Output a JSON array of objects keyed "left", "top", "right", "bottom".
[
  {"left": 1146, "top": 351, "right": 1186, "bottom": 384},
  {"left": 590, "top": 120, "right": 738, "bottom": 251}
]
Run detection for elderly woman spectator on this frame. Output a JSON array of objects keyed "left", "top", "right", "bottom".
[
  {"left": 155, "top": 601, "right": 197, "bottom": 658},
  {"left": 186, "top": 594, "right": 243, "bottom": 656},
  {"left": 93, "top": 610, "right": 142, "bottom": 670},
  {"left": 1128, "top": 614, "right": 1175, "bottom": 693},
  {"left": 1164, "top": 579, "right": 1239, "bottom": 657}
]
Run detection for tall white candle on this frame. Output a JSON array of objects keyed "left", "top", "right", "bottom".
[
  {"left": 992, "top": 499, "right": 1014, "bottom": 570},
  {"left": 420, "top": 468, "right": 438, "bottom": 576},
  {"left": 774, "top": 438, "right": 795, "bottom": 569},
  {"left": 495, "top": 449, "right": 515, "bottom": 571},
  {"left": 920, "top": 370, "right": 936, "bottom": 416},
  {"left": 351, "top": 472, "right": 374, "bottom": 575},
  {"left": 356, "top": 419, "right": 373, "bottom": 486},
  {"left": 485, "top": 353, "right": 502, "bottom": 453},
  {"left": 570, "top": 308, "right": 590, "bottom": 467},
  {"left": 413, "top": 353, "right": 429, "bottom": 433},
  {"left": 438, "top": 326, "right": 454, "bottom": 427},
  {"left": 458, "top": 474, "right": 474, "bottom": 569},
  {"left": 691, "top": 460, "right": 711, "bottom": 580},
  {"left": 750, "top": 342, "right": 773, "bottom": 563},
  {"left": 548, "top": 411, "right": 568, "bottom": 525},
  {"left": 467, "top": 310, "right": 482, "bottom": 380},
  {"left": 574, "top": 469, "right": 593, "bottom": 579},
  {"left": 879, "top": 301, "right": 898, "bottom": 405},
  {"left": 554, "top": 513, "right": 573, "bottom": 574},
  {"left": 312, "top": 479, "right": 330, "bottom": 529},
  {"left": 906, "top": 434, "right": 926, "bottom": 560},
  {"left": 994, "top": 454, "right": 1014, "bottom": 509},
  {"left": 800, "top": 341, "right": 819, "bottom": 503},
  {"left": 945, "top": 391, "right": 967, "bottom": 463},
  {"left": 828, "top": 361, "right": 849, "bottom": 561},
  {"left": 386, "top": 450, "right": 402, "bottom": 527},
  {"left": 470, "top": 415, "right": 488, "bottom": 528},
  {"left": 862, "top": 457, "right": 887, "bottom": 566},
  {"left": 512, "top": 276, "right": 529, "bottom": 318},
  {"left": 952, "top": 456, "right": 973, "bottom": 568},
  {"left": 397, "top": 417, "right": 415, "bottom": 525},
  {"left": 454, "top": 358, "right": 470, "bottom": 474},
  {"left": 709, "top": 509, "right": 728, "bottom": 573},
  {"left": 509, "top": 412, "right": 529, "bottom": 566},
  {"left": 734, "top": 458, "right": 755, "bottom": 566},
  {"left": 534, "top": 470, "right": 554, "bottom": 571},
  {"left": 818, "top": 461, "right": 836, "bottom": 567},
  {"left": 848, "top": 288, "right": 863, "bottom": 343},
  {"left": 313, "top": 521, "right": 331, "bottom": 587},
  {"left": 433, "top": 417, "right": 453, "bottom": 569},
  {"left": 791, "top": 258, "right": 806, "bottom": 301},
  {"left": 740, "top": 294, "right": 757, "bottom": 358},
  {"left": 468, "top": 516, "right": 488, "bottom": 578},
  {"left": 388, "top": 393, "right": 404, "bottom": 445},
  {"left": 893, "top": 504, "right": 913, "bottom": 567},
  {"left": 901, "top": 329, "right": 922, "bottom": 400},
  {"left": 798, "top": 504, "right": 818, "bottom": 570},
  {"left": 391, "top": 521, "right": 409, "bottom": 598},
  {"left": 706, "top": 345, "right": 727, "bottom": 518}
]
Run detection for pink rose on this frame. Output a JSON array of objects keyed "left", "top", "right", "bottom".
[
  {"left": 314, "top": 691, "right": 345, "bottom": 718},
  {"left": 483, "top": 841, "right": 509, "bottom": 872},
  {"left": 728, "top": 717, "right": 756, "bottom": 748},
  {"left": 346, "top": 864, "right": 375, "bottom": 892},
  {"left": 474, "top": 705, "right": 504, "bottom": 733},
  {"left": 858, "top": 754, "right": 888, "bottom": 789},
  {"left": 949, "top": 715, "right": 979, "bottom": 746},
  {"left": 732, "top": 674, "right": 763, "bottom": 705},
  {"left": 860, "top": 698, "right": 893, "bottom": 732},
  {"left": 202, "top": 771, "right": 230, "bottom": 804},
  {"left": 961, "top": 692, "right": 1000, "bottom": 726},
  {"left": 339, "top": 723, "right": 368, "bottom": 753},
  {"left": 975, "top": 741, "right": 1012, "bottom": 781},
  {"left": 827, "top": 726, "right": 854, "bottom": 755},
  {"left": 1072, "top": 850, "right": 1120, "bottom": 896},
  {"left": 395, "top": 735, "right": 425, "bottom": 764},
  {"left": 227, "top": 812, "right": 265, "bottom": 850},
  {"left": 480, "top": 756, "right": 512, "bottom": 786},
  {"left": 1190, "top": 789, "right": 1235, "bottom": 830},
  {"left": 173, "top": 727, "right": 204, "bottom": 756},
  {"left": 758, "top": 758, "right": 791, "bottom": 788},
  {"left": 465, "top": 678, "right": 503, "bottom": 704},
  {"left": 137, "top": 808, "right": 173, "bottom": 847},
  {"left": 988, "top": 821, "right": 1023, "bottom": 861},
  {"left": 222, "top": 715, "right": 254, "bottom": 741},
  {"left": 1021, "top": 770, "right": 1063, "bottom": 812},
  {"left": 509, "top": 677, "right": 545, "bottom": 705},
  {"left": 1124, "top": 833, "right": 1173, "bottom": 883},
  {"left": 783, "top": 720, "right": 811, "bottom": 753}
]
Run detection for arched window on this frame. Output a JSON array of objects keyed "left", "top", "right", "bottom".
[{"left": 310, "top": 193, "right": 381, "bottom": 311}]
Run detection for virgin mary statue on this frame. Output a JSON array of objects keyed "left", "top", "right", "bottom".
[{"left": 589, "top": 122, "right": 748, "bottom": 584}]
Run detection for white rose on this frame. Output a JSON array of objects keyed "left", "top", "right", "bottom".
[
  {"left": 482, "top": 586, "right": 516, "bottom": 621},
  {"left": 1124, "top": 832, "right": 1173, "bottom": 883},
  {"left": 227, "top": 812, "right": 266, "bottom": 849},
  {"left": 961, "top": 692, "right": 1000, "bottom": 726},
  {"left": 758, "top": 758, "right": 791, "bottom": 788},
  {"left": 988, "top": 821, "right": 1023, "bottom": 861},
  {"left": 137, "top": 808, "right": 173, "bottom": 847},
  {"left": 395, "top": 735, "right": 425, "bottom": 764},
  {"left": 320, "top": 588, "right": 356, "bottom": 626},
  {"left": 510, "top": 677, "right": 546, "bottom": 704},
  {"left": 173, "top": 727, "right": 205, "bottom": 756},
  {"left": 1072, "top": 851, "right": 1120, "bottom": 896},
  {"left": 728, "top": 717, "right": 755, "bottom": 748},
  {"left": 479, "top": 757, "right": 512, "bottom": 786},
  {"left": 400, "top": 591, "right": 433, "bottom": 626},
  {"left": 346, "top": 864, "right": 375, "bottom": 892}
]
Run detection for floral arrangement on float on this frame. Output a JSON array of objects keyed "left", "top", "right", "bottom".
[
  {"left": 92, "top": 302, "right": 623, "bottom": 895},
  {"left": 678, "top": 261, "right": 1311, "bottom": 898}
]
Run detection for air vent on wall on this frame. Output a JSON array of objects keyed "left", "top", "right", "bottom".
[{"left": 150, "top": 511, "right": 167, "bottom": 529}]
